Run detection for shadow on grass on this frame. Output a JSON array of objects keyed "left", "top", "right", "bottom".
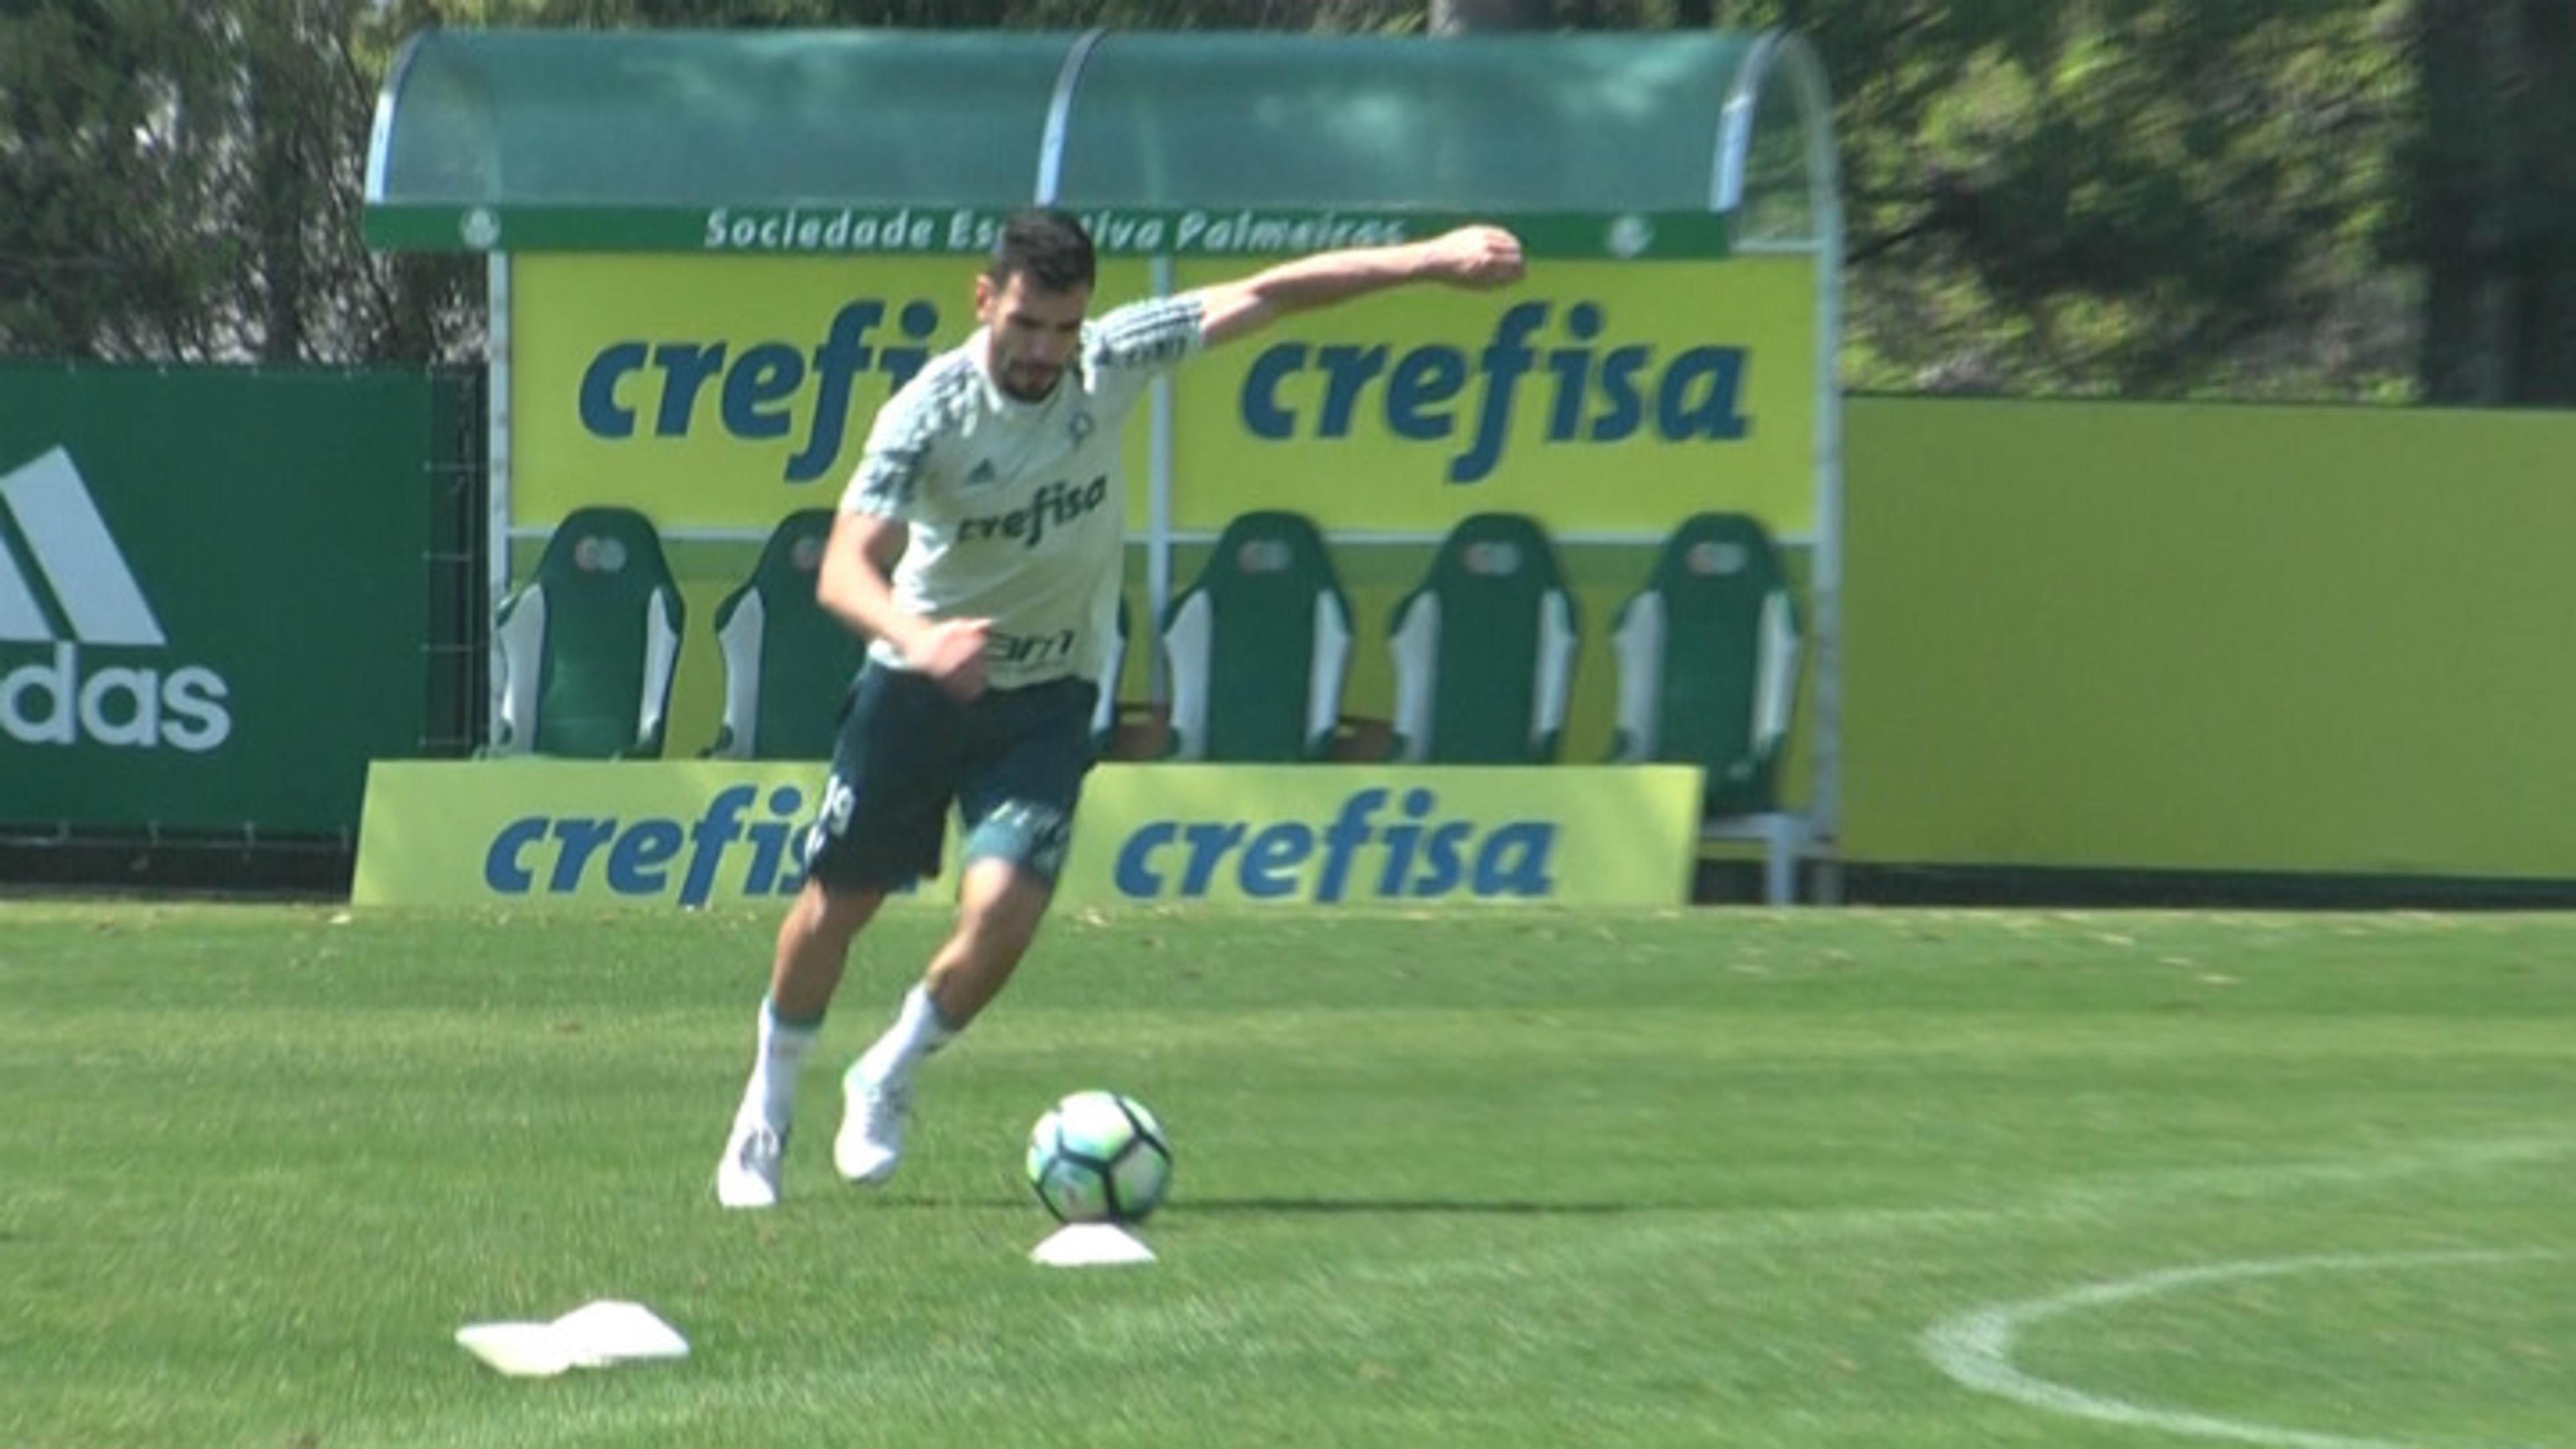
[
  {"left": 1182, "top": 1198, "right": 1668, "bottom": 1216},
  {"left": 858, "top": 1194, "right": 1674, "bottom": 1216}
]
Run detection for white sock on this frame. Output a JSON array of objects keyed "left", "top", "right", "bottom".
[
  {"left": 745, "top": 1000, "right": 820, "bottom": 1129},
  {"left": 855, "top": 985, "right": 957, "bottom": 1086}
]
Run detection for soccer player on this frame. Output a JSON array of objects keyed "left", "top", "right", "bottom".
[{"left": 717, "top": 207, "right": 1525, "bottom": 1208}]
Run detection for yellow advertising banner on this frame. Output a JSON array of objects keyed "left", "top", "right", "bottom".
[
  {"left": 354, "top": 761, "right": 1703, "bottom": 910},
  {"left": 510, "top": 252, "right": 1817, "bottom": 538},
  {"left": 354, "top": 761, "right": 825, "bottom": 908},
  {"left": 1841, "top": 396, "right": 2576, "bottom": 877},
  {"left": 503, "top": 251, "right": 1819, "bottom": 773},
  {"left": 1167, "top": 254, "right": 1817, "bottom": 536},
  {"left": 1058, "top": 763, "right": 1702, "bottom": 906},
  {"left": 511, "top": 254, "right": 1155, "bottom": 527}
]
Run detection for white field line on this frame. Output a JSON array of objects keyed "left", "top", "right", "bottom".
[{"left": 1922, "top": 1249, "right": 2563, "bottom": 1449}]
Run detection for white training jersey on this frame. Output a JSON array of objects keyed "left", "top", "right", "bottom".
[{"left": 839, "top": 294, "right": 1205, "bottom": 690}]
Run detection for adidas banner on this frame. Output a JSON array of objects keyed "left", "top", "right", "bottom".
[{"left": 0, "top": 364, "right": 459, "bottom": 835}]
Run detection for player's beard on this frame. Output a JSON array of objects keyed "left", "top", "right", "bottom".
[{"left": 1000, "top": 361, "right": 1061, "bottom": 400}]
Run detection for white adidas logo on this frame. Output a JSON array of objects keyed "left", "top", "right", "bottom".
[{"left": 1, "top": 447, "right": 232, "bottom": 751}]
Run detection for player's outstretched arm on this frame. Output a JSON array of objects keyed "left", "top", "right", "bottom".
[{"left": 1193, "top": 225, "right": 1525, "bottom": 347}]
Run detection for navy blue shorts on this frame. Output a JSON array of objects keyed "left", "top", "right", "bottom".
[{"left": 801, "top": 663, "right": 1098, "bottom": 894}]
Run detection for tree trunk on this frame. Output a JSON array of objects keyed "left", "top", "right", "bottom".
[
  {"left": 1429, "top": 0, "right": 1540, "bottom": 34},
  {"left": 2506, "top": 0, "right": 2576, "bottom": 403},
  {"left": 2413, "top": 0, "right": 2576, "bottom": 405},
  {"left": 246, "top": 28, "right": 310, "bottom": 364},
  {"left": 2415, "top": 0, "right": 2516, "bottom": 402}
]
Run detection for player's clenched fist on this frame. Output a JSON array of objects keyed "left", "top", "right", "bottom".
[
  {"left": 905, "top": 617, "right": 992, "bottom": 702},
  {"left": 1420, "top": 225, "right": 1526, "bottom": 289}
]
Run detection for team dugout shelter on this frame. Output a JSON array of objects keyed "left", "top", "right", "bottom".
[{"left": 364, "top": 25, "right": 1846, "bottom": 903}]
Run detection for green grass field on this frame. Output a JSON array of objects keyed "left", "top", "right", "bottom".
[{"left": 3, "top": 902, "right": 2569, "bottom": 1448}]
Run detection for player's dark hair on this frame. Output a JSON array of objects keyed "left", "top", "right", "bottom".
[{"left": 985, "top": 207, "right": 1096, "bottom": 294}]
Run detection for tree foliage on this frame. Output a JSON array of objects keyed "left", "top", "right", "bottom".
[
  {"left": 4, "top": 1, "right": 239, "bottom": 358},
  {"left": 0, "top": 0, "right": 2561, "bottom": 404},
  {"left": 1699, "top": 0, "right": 2418, "bottom": 400},
  {"left": 0, "top": 0, "right": 482, "bottom": 362}
]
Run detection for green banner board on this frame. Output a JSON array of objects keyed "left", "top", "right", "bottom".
[
  {"left": 363, "top": 203, "right": 1733, "bottom": 260},
  {"left": 0, "top": 365, "right": 460, "bottom": 835}
]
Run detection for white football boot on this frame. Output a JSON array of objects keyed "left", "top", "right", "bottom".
[
  {"left": 715, "top": 1112, "right": 787, "bottom": 1210},
  {"left": 833, "top": 1067, "right": 912, "bottom": 1185}
]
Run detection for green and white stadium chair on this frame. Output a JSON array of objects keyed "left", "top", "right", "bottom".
[
  {"left": 706, "top": 509, "right": 868, "bottom": 760},
  {"left": 492, "top": 506, "right": 684, "bottom": 759},
  {"left": 1387, "top": 513, "right": 1579, "bottom": 764},
  {"left": 1609, "top": 511, "right": 1808, "bottom": 904},
  {"left": 1159, "top": 511, "right": 1354, "bottom": 761}
]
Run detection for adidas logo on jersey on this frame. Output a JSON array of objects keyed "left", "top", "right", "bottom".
[{"left": 0, "top": 447, "right": 233, "bottom": 751}]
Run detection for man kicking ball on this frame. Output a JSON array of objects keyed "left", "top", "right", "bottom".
[{"left": 718, "top": 206, "right": 1525, "bottom": 1208}]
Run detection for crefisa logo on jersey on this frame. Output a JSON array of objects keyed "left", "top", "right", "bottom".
[
  {"left": 957, "top": 474, "right": 1112, "bottom": 550},
  {"left": 0, "top": 448, "right": 233, "bottom": 752}
]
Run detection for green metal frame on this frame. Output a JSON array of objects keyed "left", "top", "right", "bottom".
[
  {"left": 362, "top": 24, "right": 1846, "bottom": 898},
  {"left": 366, "top": 29, "right": 1813, "bottom": 261}
]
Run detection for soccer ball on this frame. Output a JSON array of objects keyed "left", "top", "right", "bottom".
[{"left": 1025, "top": 1090, "right": 1173, "bottom": 1224}]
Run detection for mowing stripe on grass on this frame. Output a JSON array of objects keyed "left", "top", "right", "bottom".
[{"left": 1921, "top": 1250, "right": 2559, "bottom": 1449}]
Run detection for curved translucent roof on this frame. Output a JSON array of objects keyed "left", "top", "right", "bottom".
[
  {"left": 1055, "top": 32, "right": 1748, "bottom": 211},
  {"left": 370, "top": 28, "right": 1079, "bottom": 206},
  {"left": 366, "top": 26, "right": 1835, "bottom": 254}
]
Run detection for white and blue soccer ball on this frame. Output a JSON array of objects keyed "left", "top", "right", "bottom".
[{"left": 1026, "top": 1090, "right": 1173, "bottom": 1224}]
